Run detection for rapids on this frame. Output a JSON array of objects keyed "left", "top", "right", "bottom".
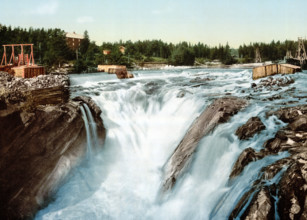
[{"left": 36, "top": 68, "right": 307, "bottom": 219}]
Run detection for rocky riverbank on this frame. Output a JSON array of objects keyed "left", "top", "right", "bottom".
[
  {"left": 0, "top": 72, "right": 105, "bottom": 219},
  {"left": 229, "top": 104, "right": 307, "bottom": 219}
]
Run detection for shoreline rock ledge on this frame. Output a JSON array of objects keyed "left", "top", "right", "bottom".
[
  {"left": 162, "top": 96, "right": 247, "bottom": 192},
  {"left": 0, "top": 72, "right": 106, "bottom": 219},
  {"left": 229, "top": 104, "right": 307, "bottom": 219}
]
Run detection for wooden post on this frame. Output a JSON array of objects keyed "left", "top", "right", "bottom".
[
  {"left": 29, "top": 44, "right": 35, "bottom": 66},
  {"left": 9, "top": 45, "right": 14, "bottom": 65},
  {"left": 1, "top": 46, "right": 7, "bottom": 65}
]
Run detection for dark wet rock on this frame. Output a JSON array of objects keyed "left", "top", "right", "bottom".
[
  {"left": 277, "top": 160, "right": 306, "bottom": 219},
  {"left": 264, "top": 138, "right": 282, "bottom": 153},
  {"left": 235, "top": 116, "right": 266, "bottom": 140},
  {"left": 230, "top": 104, "right": 307, "bottom": 219},
  {"left": 269, "top": 105, "right": 307, "bottom": 123},
  {"left": 229, "top": 148, "right": 262, "bottom": 179},
  {"left": 177, "top": 91, "right": 185, "bottom": 98},
  {"left": 252, "top": 75, "right": 295, "bottom": 91},
  {"left": 162, "top": 96, "right": 247, "bottom": 192},
  {"left": 144, "top": 81, "right": 164, "bottom": 95},
  {"left": 0, "top": 73, "right": 105, "bottom": 219},
  {"left": 243, "top": 187, "right": 274, "bottom": 220},
  {"left": 289, "top": 116, "right": 307, "bottom": 132},
  {"left": 190, "top": 77, "right": 211, "bottom": 83},
  {"left": 73, "top": 96, "right": 102, "bottom": 119}
]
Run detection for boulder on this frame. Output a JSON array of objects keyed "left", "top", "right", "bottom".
[
  {"left": 162, "top": 97, "right": 247, "bottom": 192},
  {"left": 243, "top": 187, "right": 274, "bottom": 220},
  {"left": 229, "top": 148, "right": 261, "bottom": 179},
  {"left": 235, "top": 116, "right": 266, "bottom": 140},
  {"left": 289, "top": 115, "right": 307, "bottom": 132}
]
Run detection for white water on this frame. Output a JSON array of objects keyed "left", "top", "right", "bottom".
[
  {"left": 80, "top": 103, "right": 99, "bottom": 160},
  {"left": 36, "top": 68, "right": 307, "bottom": 220}
]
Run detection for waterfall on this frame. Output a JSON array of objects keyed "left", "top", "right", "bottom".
[
  {"left": 80, "top": 103, "right": 98, "bottom": 160},
  {"left": 36, "top": 68, "right": 307, "bottom": 220}
]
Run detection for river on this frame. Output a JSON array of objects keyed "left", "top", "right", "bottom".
[{"left": 35, "top": 68, "right": 307, "bottom": 219}]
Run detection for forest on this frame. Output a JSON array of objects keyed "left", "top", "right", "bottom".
[{"left": 0, "top": 24, "right": 305, "bottom": 73}]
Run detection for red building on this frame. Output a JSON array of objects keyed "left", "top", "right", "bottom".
[{"left": 65, "top": 32, "right": 84, "bottom": 51}]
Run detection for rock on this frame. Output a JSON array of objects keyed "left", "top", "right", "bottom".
[
  {"left": 73, "top": 96, "right": 102, "bottom": 119},
  {"left": 162, "top": 97, "right": 247, "bottom": 192},
  {"left": 230, "top": 104, "right": 307, "bottom": 219},
  {"left": 177, "top": 91, "right": 185, "bottom": 98},
  {"left": 127, "top": 73, "right": 134, "bottom": 78},
  {"left": 278, "top": 162, "right": 306, "bottom": 219},
  {"left": 235, "top": 116, "right": 266, "bottom": 140},
  {"left": 0, "top": 73, "right": 106, "bottom": 219},
  {"left": 289, "top": 116, "right": 307, "bottom": 132},
  {"left": 0, "top": 72, "right": 69, "bottom": 92},
  {"left": 269, "top": 105, "right": 307, "bottom": 123},
  {"left": 243, "top": 187, "right": 274, "bottom": 220},
  {"left": 229, "top": 148, "right": 261, "bottom": 179},
  {"left": 190, "top": 77, "right": 211, "bottom": 83},
  {"left": 252, "top": 75, "right": 295, "bottom": 91},
  {"left": 264, "top": 138, "right": 282, "bottom": 153}
]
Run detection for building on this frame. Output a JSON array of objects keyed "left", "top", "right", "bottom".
[
  {"left": 119, "top": 46, "right": 126, "bottom": 54},
  {"left": 65, "top": 32, "right": 84, "bottom": 51},
  {"left": 103, "top": 49, "right": 111, "bottom": 55}
]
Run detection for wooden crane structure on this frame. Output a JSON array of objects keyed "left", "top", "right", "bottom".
[
  {"left": 0, "top": 44, "right": 44, "bottom": 78},
  {"left": 296, "top": 37, "right": 307, "bottom": 65},
  {"left": 286, "top": 38, "right": 307, "bottom": 69},
  {"left": 255, "top": 47, "right": 262, "bottom": 63}
]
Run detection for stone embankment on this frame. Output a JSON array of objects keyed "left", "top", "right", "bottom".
[
  {"left": 0, "top": 72, "right": 105, "bottom": 219},
  {"left": 230, "top": 104, "right": 307, "bottom": 219}
]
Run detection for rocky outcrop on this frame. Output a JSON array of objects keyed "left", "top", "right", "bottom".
[
  {"left": 229, "top": 147, "right": 261, "bottom": 179},
  {"left": 252, "top": 75, "right": 295, "bottom": 92},
  {"left": 162, "top": 97, "right": 247, "bottom": 192},
  {"left": 0, "top": 72, "right": 105, "bottom": 219},
  {"left": 235, "top": 116, "right": 266, "bottom": 140},
  {"left": 230, "top": 104, "right": 307, "bottom": 219}
]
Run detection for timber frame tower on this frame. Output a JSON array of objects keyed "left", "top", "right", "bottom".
[{"left": 296, "top": 37, "right": 307, "bottom": 65}]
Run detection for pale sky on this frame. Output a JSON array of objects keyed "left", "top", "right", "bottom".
[{"left": 1, "top": 0, "right": 306, "bottom": 48}]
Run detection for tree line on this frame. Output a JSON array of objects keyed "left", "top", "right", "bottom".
[
  {"left": 0, "top": 25, "right": 74, "bottom": 68},
  {"left": 1, "top": 24, "right": 305, "bottom": 73},
  {"left": 238, "top": 40, "right": 307, "bottom": 63}
]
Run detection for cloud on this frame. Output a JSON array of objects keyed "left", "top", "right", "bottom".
[
  {"left": 31, "top": 1, "right": 58, "bottom": 15},
  {"left": 76, "top": 16, "right": 95, "bottom": 24}
]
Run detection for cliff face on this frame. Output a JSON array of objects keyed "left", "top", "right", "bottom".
[{"left": 0, "top": 72, "right": 105, "bottom": 219}]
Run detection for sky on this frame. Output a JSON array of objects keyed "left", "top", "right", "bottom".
[{"left": 0, "top": 0, "right": 307, "bottom": 48}]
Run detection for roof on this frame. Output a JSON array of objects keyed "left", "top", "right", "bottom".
[{"left": 65, "top": 32, "right": 84, "bottom": 39}]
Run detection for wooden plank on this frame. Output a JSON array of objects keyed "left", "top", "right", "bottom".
[{"left": 252, "top": 64, "right": 301, "bottom": 80}]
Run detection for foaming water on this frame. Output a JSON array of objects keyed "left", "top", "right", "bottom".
[{"left": 36, "top": 69, "right": 307, "bottom": 219}]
